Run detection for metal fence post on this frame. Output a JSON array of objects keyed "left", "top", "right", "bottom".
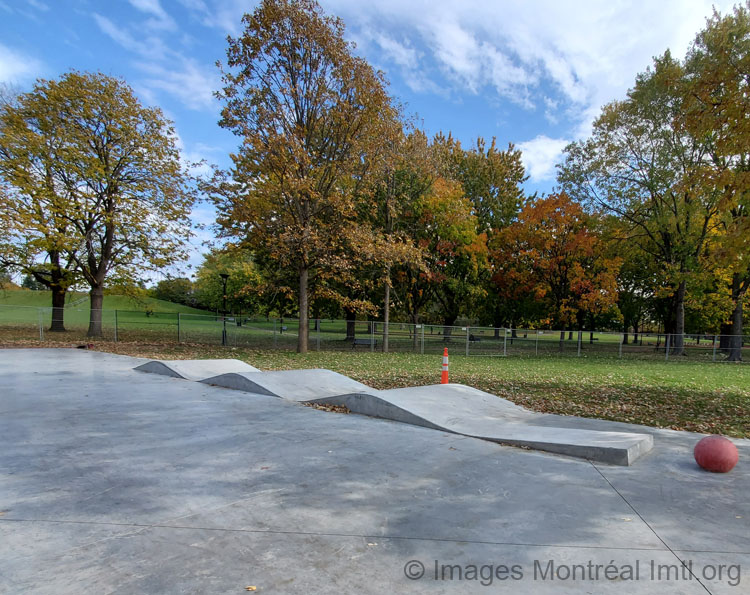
[
  {"left": 619, "top": 333, "right": 623, "bottom": 359},
  {"left": 503, "top": 328, "right": 507, "bottom": 357},
  {"left": 420, "top": 324, "right": 425, "bottom": 355},
  {"left": 113, "top": 310, "right": 118, "bottom": 343},
  {"left": 665, "top": 334, "right": 670, "bottom": 361},
  {"left": 370, "top": 321, "right": 375, "bottom": 353},
  {"left": 535, "top": 330, "right": 539, "bottom": 355},
  {"left": 273, "top": 319, "right": 277, "bottom": 348},
  {"left": 712, "top": 334, "right": 718, "bottom": 362},
  {"left": 38, "top": 308, "right": 44, "bottom": 342},
  {"left": 316, "top": 319, "right": 321, "bottom": 351},
  {"left": 465, "top": 326, "right": 470, "bottom": 356},
  {"left": 577, "top": 330, "right": 582, "bottom": 357}
]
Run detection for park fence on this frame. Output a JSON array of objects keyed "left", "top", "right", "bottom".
[{"left": 0, "top": 304, "right": 747, "bottom": 362}]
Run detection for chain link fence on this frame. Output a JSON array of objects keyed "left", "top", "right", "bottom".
[{"left": 0, "top": 304, "right": 747, "bottom": 362}]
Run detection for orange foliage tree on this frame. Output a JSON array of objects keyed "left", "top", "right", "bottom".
[{"left": 490, "top": 193, "right": 620, "bottom": 335}]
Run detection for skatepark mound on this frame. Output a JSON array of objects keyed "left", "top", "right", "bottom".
[
  {"left": 135, "top": 361, "right": 654, "bottom": 466},
  {"left": 134, "top": 359, "right": 259, "bottom": 381}
]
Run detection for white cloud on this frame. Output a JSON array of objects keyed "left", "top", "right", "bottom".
[
  {"left": 0, "top": 43, "right": 42, "bottom": 84},
  {"left": 517, "top": 135, "right": 570, "bottom": 182},
  {"left": 137, "top": 59, "right": 219, "bottom": 111},
  {"left": 372, "top": 33, "right": 419, "bottom": 70},
  {"left": 93, "top": 14, "right": 172, "bottom": 61},
  {"left": 93, "top": 13, "right": 217, "bottom": 112},
  {"left": 128, "top": 0, "right": 176, "bottom": 31},
  {"left": 321, "top": 0, "right": 738, "bottom": 137}
]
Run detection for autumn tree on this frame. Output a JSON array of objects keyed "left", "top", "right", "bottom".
[
  {"left": 681, "top": 3, "right": 750, "bottom": 360},
  {"left": 439, "top": 134, "right": 527, "bottom": 333},
  {"left": 367, "top": 128, "right": 432, "bottom": 349},
  {"left": 490, "top": 194, "right": 620, "bottom": 340},
  {"left": 0, "top": 82, "right": 80, "bottom": 331},
  {"left": 213, "top": 0, "right": 398, "bottom": 352},
  {"left": 393, "top": 175, "right": 485, "bottom": 337},
  {"left": 0, "top": 71, "right": 195, "bottom": 336},
  {"left": 559, "top": 52, "right": 724, "bottom": 355}
]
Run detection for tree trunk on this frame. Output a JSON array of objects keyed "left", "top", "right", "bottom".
[
  {"left": 382, "top": 278, "right": 390, "bottom": 352},
  {"left": 728, "top": 273, "right": 744, "bottom": 362},
  {"left": 49, "top": 283, "right": 67, "bottom": 332},
  {"left": 443, "top": 314, "right": 458, "bottom": 342},
  {"left": 589, "top": 330, "right": 595, "bottom": 344},
  {"left": 720, "top": 323, "right": 732, "bottom": 352},
  {"left": 345, "top": 307, "right": 356, "bottom": 341},
  {"left": 87, "top": 285, "right": 104, "bottom": 337},
  {"left": 671, "top": 280, "right": 686, "bottom": 356},
  {"left": 297, "top": 267, "right": 309, "bottom": 353}
]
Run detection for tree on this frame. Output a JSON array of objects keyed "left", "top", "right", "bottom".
[
  {"left": 0, "top": 71, "right": 195, "bottom": 336},
  {"left": 441, "top": 134, "right": 527, "bottom": 333},
  {"left": 490, "top": 194, "right": 620, "bottom": 339},
  {"left": 193, "top": 249, "right": 263, "bottom": 314},
  {"left": 213, "top": 0, "right": 398, "bottom": 353},
  {"left": 21, "top": 274, "right": 46, "bottom": 291},
  {"left": 394, "top": 175, "right": 484, "bottom": 336},
  {"left": 367, "top": 128, "right": 432, "bottom": 349},
  {"left": 559, "top": 52, "right": 724, "bottom": 355},
  {"left": 152, "top": 277, "right": 194, "bottom": 306},
  {"left": 0, "top": 82, "right": 79, "bottom": 330},
  {"left": 681, "top": 3, "right": 750, "bottom": 360}
]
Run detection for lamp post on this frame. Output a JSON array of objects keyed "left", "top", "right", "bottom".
[{"left": 220, "top": 272, "right": 229, "bottom": 346}]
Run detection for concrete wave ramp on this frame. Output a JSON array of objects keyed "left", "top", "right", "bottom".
[
  {"left": 199, "top": 369, "right": 653, "bottom": 466},
  {"left": 201, "top": 369, "right": 375, "bottom": 400},
  {"left": 317, "top": 385, "right": 653, "bottom": 466},
  {"left": 134, "top": 359, "right": 260, "bottom": 381}
]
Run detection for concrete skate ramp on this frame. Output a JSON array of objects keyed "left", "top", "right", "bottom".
[
  {"left": 134, "top": 359, "right": 260, "bottom": 381},
  {"left": 201, "top": 369, "right": 376, "bottom": 401},
  {"left": 307, "top": 384, "right": 654, "bottom": 466}
]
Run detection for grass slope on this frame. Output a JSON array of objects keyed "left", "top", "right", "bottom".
[{"left": 0, "top": 289, "right": 208, "bottom": 314}]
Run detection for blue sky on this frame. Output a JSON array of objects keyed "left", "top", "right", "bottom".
[{"left": 0, "top": 0, "right": 739, "bottom": 273}]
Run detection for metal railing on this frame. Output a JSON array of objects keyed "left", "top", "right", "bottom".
[{"left": 0, "top": 304, "right": 747, "bottom": 362}]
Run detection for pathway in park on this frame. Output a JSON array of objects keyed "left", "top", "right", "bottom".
[{"left": 0, "top": 349, "right": 747, "bottom": 594}]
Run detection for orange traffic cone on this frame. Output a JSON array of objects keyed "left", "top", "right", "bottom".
[{"left": 441, "top": 347, "right": 449, "bottom": 384}]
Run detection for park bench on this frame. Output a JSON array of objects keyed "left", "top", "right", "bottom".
[{"left": 352, "top": 338, "right": 377, "bottom": 349}]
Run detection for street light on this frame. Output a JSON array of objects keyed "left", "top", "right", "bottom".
[{"left": 220, "top": 272, "right": 229, "bottom": 346}]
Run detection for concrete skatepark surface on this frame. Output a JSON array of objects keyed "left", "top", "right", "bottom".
[
  {"left": 1, "top": 349, "right": 748, "bottom": 594},
  {"left": 195, "top": 368, "right": 652, "bottom": 465}
]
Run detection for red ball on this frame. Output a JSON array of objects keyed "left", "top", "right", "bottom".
[{"left": 694, "top": 435, "right": 739, "bottom": 473}]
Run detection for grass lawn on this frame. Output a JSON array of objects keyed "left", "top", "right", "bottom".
[{"left": 4, "top": 339, "right": 746, "bottom": 439}]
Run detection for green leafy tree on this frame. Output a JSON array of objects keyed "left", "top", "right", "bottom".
[
  {"left": 0, "top": 71, "right": 195, "bottom": 336},
  {"left": 193, "top": 249, "right": 263, "bottom": 315},
  {"left": 152, "top": 277, "right": 194, "bottom": 306},
  {"left": 559, "top": 53, "right": 724, "bottom": 355}
]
